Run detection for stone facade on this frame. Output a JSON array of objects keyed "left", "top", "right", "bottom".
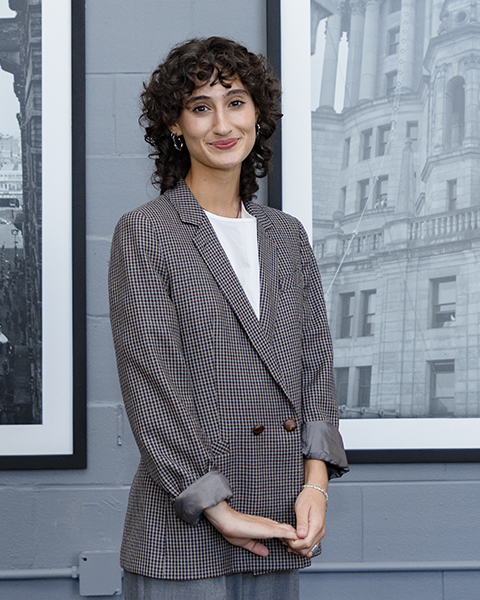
[{"left": 312, "top": 0, "right": 480, "bottom": 418}]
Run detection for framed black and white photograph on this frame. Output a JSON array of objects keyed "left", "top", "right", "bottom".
[
  {"left": 267, "top": 0, "right": 480, "bottom": 462},
  {"left": 0, "top": 0, "right": 86, "bottom": 469}
]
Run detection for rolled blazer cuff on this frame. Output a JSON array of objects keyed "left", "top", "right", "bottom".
[
  {"left": 174, "top": 471, "right": 233, "bottom": 526},
  {"left": 302, "top": 421, "right": 349, "bottom": 479}
]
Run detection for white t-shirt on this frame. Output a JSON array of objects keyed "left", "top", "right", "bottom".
[{"left": 204, "top": 205, "right": 260, "bottom": 319}]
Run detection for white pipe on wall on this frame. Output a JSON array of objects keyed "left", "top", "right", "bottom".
[
  {"left": 0, "top": 567, "right": 78, "bottom": 580},
  {"left": 2, "top": 561, "right": 480, "bottom": 580},
  {"left": 306, "top": 561, "right": 480, "bottom": 573}
]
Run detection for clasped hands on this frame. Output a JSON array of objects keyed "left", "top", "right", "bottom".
[{"left": 203, "top": 485, "right": 327, "bottom": 558}]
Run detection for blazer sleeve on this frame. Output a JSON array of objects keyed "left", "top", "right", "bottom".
[
  {"left": 109, "top": 211, "right": 232, "bottom": 525},
  {"left": 298, "top": 223, "right": 349, "bottom": 479}
]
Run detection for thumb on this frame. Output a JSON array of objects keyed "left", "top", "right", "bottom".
[{"left": 295, "top": 512, "right": 309, "bottom": 539}]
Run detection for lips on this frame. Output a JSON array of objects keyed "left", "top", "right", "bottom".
[{"left": 210, "top": 138, "right": 239, "bottom": 150}]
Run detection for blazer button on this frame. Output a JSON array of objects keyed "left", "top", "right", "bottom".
[
  {"left": 283, "top": 419, "right": 297, "bottom": 432},
  {"left": 252, "top": 425, "right": 265, "bottom": 436}
]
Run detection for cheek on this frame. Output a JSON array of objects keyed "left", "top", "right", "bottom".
[
  {"left": 178, "top": 116, "right": 203, "bottom": 141},
  {"left": 245, "top": 120, "right": 257, "bottom": 145}
]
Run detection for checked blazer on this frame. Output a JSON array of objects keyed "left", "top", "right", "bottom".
[{"left": 109, "top": 180, "right": 348, "bottom": 581}]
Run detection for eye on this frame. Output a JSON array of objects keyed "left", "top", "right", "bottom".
[
  {"left": 230, "top": 99, "right": 245, "bottom": 108},
  {"left": 192, "top": 104, "right": 209, "bottom": 113}
]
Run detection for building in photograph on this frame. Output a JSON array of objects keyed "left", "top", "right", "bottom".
[
  {"left": 0, "top": 0, "right": 41, "bottom": 424},
  {"left": 312, "top": 0, "right": 480, "bottom": 418},
  {"left": 0, "top": 158, "right": 22, "bottom": 208},
  {"left": 0, "top": 134, "right": 23, "bottom": 212},
  {"left": 0, "top": 132, "right": 21, "bottom": 159}
]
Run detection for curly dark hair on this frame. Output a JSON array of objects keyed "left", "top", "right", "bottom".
[{"left": 139, "top": 36, "right": 282, "bottom": 203}]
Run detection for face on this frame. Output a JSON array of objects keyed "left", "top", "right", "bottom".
[{"left": 171, "top": 77, "right": 257, "bottom": 177}]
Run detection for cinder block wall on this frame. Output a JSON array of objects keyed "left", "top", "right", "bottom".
[{"left": 1, "top": 1, "right": 479, "bottom": 599}]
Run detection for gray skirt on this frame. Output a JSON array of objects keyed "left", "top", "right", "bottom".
[{"left": 123, "top": 569, "right": 299, "bottom": 600}]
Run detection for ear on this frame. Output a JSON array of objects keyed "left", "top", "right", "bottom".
[{"left": 170, "top": 124, "right": 182, "bottom": 137}]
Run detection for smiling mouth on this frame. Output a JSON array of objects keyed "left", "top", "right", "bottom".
[{"left": 210, "top": 139, "right": 239, "bottom": 150}]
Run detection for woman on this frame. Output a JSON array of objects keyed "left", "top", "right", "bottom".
[{"left": 109, "top": 37, "right": 348, "bottom": 599}]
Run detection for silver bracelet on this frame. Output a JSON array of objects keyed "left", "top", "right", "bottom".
[{"left": 302, "top": 484, "right": 328, "bottom": 505}]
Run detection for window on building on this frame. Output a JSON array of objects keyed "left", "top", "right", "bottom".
[
  {"left": 448, "top": 179, "right": 457, "bottom": 211},
  {"left": 360, "top": 290, "right": 376, "bottom": 336},
  {"left": 339, "top": 292, "right": 355, "bottom": 338},
  {"left": 340, "top": 186, "right": 347, "bottom": 212},
  {"left": 387, "top": 27, "right": 400, "bottom": 55},
  {"left": 377, "top": 124, "right": 391, "bottom": 156},
  {"left": 374, "top": 175, "right": 388, "bottom": 209},
  {"left": 430, "top": 360, "right": 455, "bottom": 416},
  {"left": 359, "top": 179, "right": 370, "bottom": 211},
  {"left": 406, "top": 121, "right": 418, "bottom": 141},
  {"left": 357, "top": 366, "right": 372, "bottom": 407},
  {"left": 389, "top": 0, "right": 401, "bottom": 13},
  {"left": 445, "top": 76, "right": 465, "bottom": 147},
  {"left": 432, "top": 277, "right": 456, "bottom": 328},
  {"left": 343, "top": 137, "right": 351, "bottom": 168},
  {"left": 406, "top": 121, "right": 418, "bottom": 151},
  {"left": 361, "top": 128, "right": 373, "bottom": 160},
  {"left": 386, "top": 70, "right": 398, "bottom": 96},
  {"left": 335, "top": 367, "right": 349, "bottom": 406}
]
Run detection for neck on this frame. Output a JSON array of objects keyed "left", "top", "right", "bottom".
[{"left": 184, "top": 167, "right": 242, "bottom": 218}]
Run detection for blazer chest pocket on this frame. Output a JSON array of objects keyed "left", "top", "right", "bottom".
[{"left": 279, "top": 269, "right": 304, "bottom": 292}]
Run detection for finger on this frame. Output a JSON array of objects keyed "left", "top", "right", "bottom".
[
  {"left": 272, "top": 522, "right": 298, "bottom": 540},
  {"left": 288, "top": 523, "right": 324, "bottom": 549},
  {"left": 242, "top": 538, "right": 270, "bottom": 557},
  {"left": 286, "top": 540, "right": 319, "bottom": 557},
  {"left": 285, "top": 545, "right": 311, "bottom": 557},
  {"left": 224, "top": 515, "right": 298, "bottom": 544},
  {"left": 286, "top": 538, "right": 315, "bottom": 555},
  {"left": 286, "top": 524, "right": 323, "bottom": 553},
  {"left": 247, "top": 518, "right": 298, "bottom": 541}
]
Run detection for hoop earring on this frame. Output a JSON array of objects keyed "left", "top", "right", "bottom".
[
  {"left": 256, "top": 123, "right": 260, "bottom": 138},
  {"left": 171, "top": 132, "right": 184, "bottom": 151}
]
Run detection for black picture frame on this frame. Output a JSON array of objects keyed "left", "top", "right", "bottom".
[
  {"left": 266, "top": 0, "right": 282, "bottom": 211},
  {"left": 0, "top": 0, "right": 86, "bottom": 470},
  {"left": 266, "top": 0, "right": 480, "bottom": 464}
]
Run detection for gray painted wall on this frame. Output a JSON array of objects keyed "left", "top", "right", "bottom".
[{"left": 1, "top": 1, "right": 479, "bottom": 599}]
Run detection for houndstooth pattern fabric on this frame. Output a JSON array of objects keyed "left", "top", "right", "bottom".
[{"left": 108, "top": 180, "right": 347, "bottom": 581}]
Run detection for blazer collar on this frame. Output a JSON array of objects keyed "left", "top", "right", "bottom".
[
  {"left": 166, "top": 179, "right": 206, "bottom": 227},
  {"left": 166, "top": 181, "right": 292, "bottom": 404},
  {"left": 166, "top": 179, "right": 275, "bottom": 233}
]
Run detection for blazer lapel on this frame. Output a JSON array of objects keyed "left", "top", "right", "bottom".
[
  {"left": 168, "top": 182, "right": 291, "bottom": 403},
  {"left": 245, "top": 202, "right": 279, "bottom": 343}
]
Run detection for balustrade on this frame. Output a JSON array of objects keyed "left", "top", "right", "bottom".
[
  {"left": 315, "top": 208, "right": 480, "bottom": 261},
  {"left": 409, "top": 207, "right": 480, "bottom": 240}
]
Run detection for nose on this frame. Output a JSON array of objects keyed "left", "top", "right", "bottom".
[{"left": 212, "top": 108, "right": 232, "bottom": 136}]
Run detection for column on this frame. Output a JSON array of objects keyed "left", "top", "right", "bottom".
[
  {"left": 463, "top": 56, "right": 480, "bottom": 147},
  {"left": 344, "top": 1, "right": 365, "bottom": 108},
  {"left": 399, "top": 0, "right": 416, "bottom": 92},
  {"left": 433, "top": 64, "right": 447, "bottom": 153},
  {"left": 358, "top": 0, "right": 380, "bottom": 101},
  {"left": 319, "top": 11, "right": 342, "bottom": 109},
  {"left": 396, "top": 139, "right": 415, "bottom": 215}
]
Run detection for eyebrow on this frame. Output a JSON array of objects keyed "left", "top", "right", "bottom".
[{"left": 185, "top": 88, "right": 248, "bottom": 107}]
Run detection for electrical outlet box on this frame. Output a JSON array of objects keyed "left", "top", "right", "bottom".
[{"left": 78, "top": 551, "right": 122, "bottom": 596}]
